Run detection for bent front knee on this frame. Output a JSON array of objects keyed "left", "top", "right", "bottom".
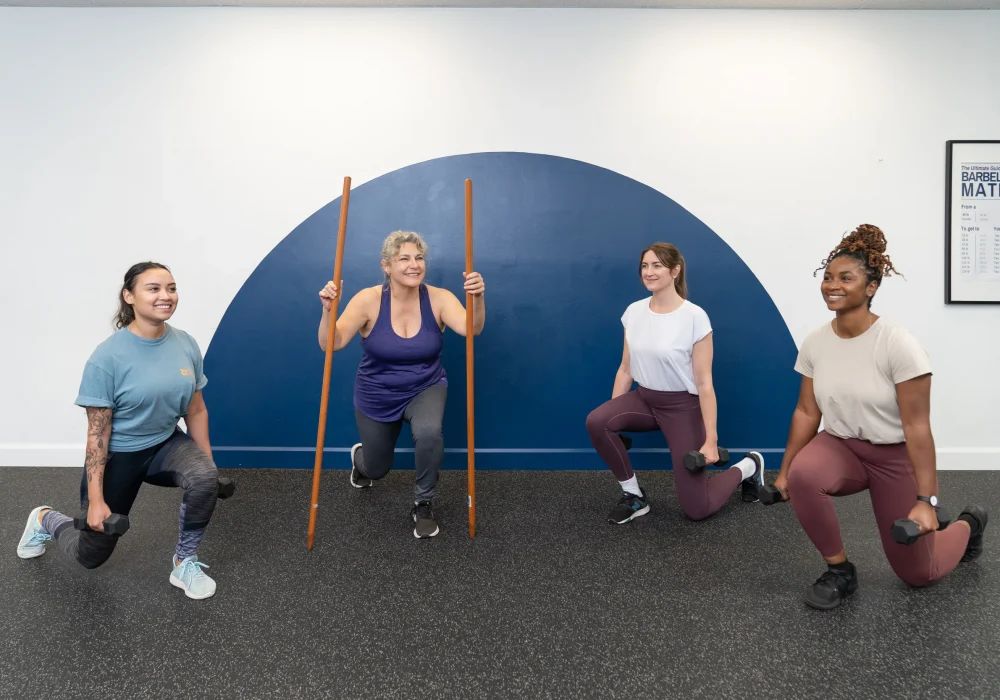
[
  {"left": 411, "top": 423, "right": 444, "bottom": 445},
  {"left": 786, "top": 459, "right": 825, "bottom": 498}
]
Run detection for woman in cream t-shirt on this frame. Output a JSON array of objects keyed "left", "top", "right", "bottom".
[{"left": 770, "top": 224, "right": 988, "bottom": 611}]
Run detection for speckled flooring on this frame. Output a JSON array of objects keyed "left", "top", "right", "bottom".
[{"left": 2, "top": 467, "right": 997, "bottom": 700}]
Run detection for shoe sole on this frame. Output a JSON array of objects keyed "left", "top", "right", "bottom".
[
  {"left": 740, "top": 452, "right": 764, "bottom": 503},
  {"left": 16, "top": 506, "right": 51, "bottom": 560},
  {"left": 804, "top": 579, "right": 858, "bottom": 611},
  {"left": 413, "top": 525, "right": 440, "bottom": 539},
  {"left": 349, "top": 444, "right": 372, "bottom": 489},
  {"left": 169, "top": 574, "right": 216, "bottom": 600},
  {"left": 609, "top": 504, "right": 650, "bottom": 525}
]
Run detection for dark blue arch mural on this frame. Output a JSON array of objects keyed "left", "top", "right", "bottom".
[{"left": 203, "top": 152, "right": 799, "bottom": 470}]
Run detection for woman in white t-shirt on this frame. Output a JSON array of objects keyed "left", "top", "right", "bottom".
[
  {"left": 770, "top": 224, "right": 988, "bottom": 610},
  {"left": 586, "top": 242, "right": 765, "bottom": 525}
]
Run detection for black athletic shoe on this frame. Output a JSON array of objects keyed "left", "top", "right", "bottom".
[
  {"left": 349, "top": 443, "right": 372, "bottom": 489},
  {"left": 411, "top": 501, "right": 440, "bottom": 539},
  {"left": 607, "top": 489, "right": 650, "bottom": 525},
  {"left": 959, "top": 505, "right": 988, "bottom": 563},
  {"left": 804, "top": 561, "right": 858, "bottom": 610},
  {"left": 740, "top": 451, "right": 765, "bottom": 503}
]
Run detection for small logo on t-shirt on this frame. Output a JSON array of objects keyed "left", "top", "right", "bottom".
[{"left": 180, "top": 368, "right": 193, "bottom": 377}]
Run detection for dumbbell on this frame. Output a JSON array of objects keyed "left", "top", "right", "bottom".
[
  {"left": 891, "top": 505, "right": 952, "bottom": 546},
  {"left": 684, "top": 447, "right": 730, "bottom": 472},
  {"left": 73, "top": 511, "right": 130, "bottom": 536},
  {"left": 217, "top": 477, "right": 236, "bottom": 500},
  {"left": 760, "top": 484, "right": 785, "bottom": 506}
]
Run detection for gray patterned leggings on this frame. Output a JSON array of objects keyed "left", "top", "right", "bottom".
[{"left": 41, "top": 429, "right": 219, "bottom": 569}]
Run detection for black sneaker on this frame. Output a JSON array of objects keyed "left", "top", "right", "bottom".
[
  {"left": 411, "top": 501, "right": 439, "bottom": 539},
  {"left": 607, "top": 489, "right": 650, "bottom": 524},
  {"left": 740, "top": 451, "right": 765, "bottom": 503},
  {"left": 804, "top": 562, "right": 858, "bottom": 610},
  {"left": 349, "top": 443, "right": 372, "bottom": 489},
  {"left": 959, "top": 505, "right": 988, "bottom": 563}
]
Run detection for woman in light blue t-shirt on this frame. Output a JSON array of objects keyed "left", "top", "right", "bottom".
[{"left": 16, "top": 262, "right": 226, "bottom": 601}]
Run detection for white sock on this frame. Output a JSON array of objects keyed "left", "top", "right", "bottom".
[
  {"left": 731, "top": 456, "right": 757, "bottom": 481},
  {"left": 619, "top": 476, "right": 643, "bottom": 497}
]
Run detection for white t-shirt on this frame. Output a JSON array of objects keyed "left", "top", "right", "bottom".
[
  {"left": 794, "top": 319, "right": 932, "bottom": 444},
  {"left": 622, "top": 298, "right": 713, "bottom": 394}
]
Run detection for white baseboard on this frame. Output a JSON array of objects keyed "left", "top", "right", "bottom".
[{"left": 0, "top": 445, "right": 998, "bottom": 469}]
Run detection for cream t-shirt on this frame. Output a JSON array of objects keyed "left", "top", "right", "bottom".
[
  {"left": 622, "top": 298, "right": 713, "bottom": 394},
  {"left": 794, "top": 319, "right": 932, "bottom": 444}
]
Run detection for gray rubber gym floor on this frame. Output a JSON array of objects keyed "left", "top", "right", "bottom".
[{"left": 2, "top": 467, "right": 997, "bottom": 700}]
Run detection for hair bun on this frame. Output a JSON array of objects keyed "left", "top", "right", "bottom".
[{"left": 844, "top": 223, "right": 887, "bottom": 254}]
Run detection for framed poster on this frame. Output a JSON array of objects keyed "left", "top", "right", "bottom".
[{"left": 946, "top": 140, "right": 1000, "bottom": 304}]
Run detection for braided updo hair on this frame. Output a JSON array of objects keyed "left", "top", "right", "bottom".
[{"left": 814, "top": 224, "right": 903, "bottom": 307}]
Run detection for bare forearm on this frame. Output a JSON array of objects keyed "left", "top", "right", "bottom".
[
  {"left": 186, "top": 410, "right": 213, "bottom": 461},
  {"left": 697, "top": 386, "right": 718, "bottom": 443},
  {"left": 472, "top": 295, "right": 485, "bottom": 335},
  {"left": 318, "top": 310, "right": 343, "bottom": 352},
  {"left": 85, "top": 408, "right": 112, "bottom": 503},
  {"left": 904, "top": 425, "right": 937, "bottom": 497},
  {"left": 612, "top": 369, "right": 632, "bottom": 399},
  {"left": 779, "top": 408, "right": 821, "bottom": 474}
]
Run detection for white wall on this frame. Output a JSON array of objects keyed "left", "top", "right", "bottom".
[{"left": 1, "top": 7, "right": 998, "bottom": 467}]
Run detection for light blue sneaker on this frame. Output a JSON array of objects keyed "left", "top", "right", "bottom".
[
  {"left": 17, "top": 506, "right": 53, "bottom": 559},
  {"left": 169, "top": 555, "right": 217, "bottom": 600}
]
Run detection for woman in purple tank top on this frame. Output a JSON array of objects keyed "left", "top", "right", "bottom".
[{"left": 317, "top": 231, "right": 486, "bottom": 538}]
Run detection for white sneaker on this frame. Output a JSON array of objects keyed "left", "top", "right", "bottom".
[
  {"left": 349, "top": 443, "right": 372, "bottom": 489},
  {"left": 169, "top": 555, "right": 217, "bottom": 600},
  {"left": 17, "top": 506, "right": 53, "bottom": 559}
]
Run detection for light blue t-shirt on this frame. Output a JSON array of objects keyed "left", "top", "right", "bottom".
[{"left": 75, "top": 325, "right": 208, "bottom": 452}]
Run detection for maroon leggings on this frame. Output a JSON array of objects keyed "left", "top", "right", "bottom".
[
  {"left": 788, "top": 431, "right": 969, "bottom": 587},
  {"left": 585, "top": 386, "right": 742, "bottom": 521}
]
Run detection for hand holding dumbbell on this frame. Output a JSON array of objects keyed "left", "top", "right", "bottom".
[
  {"left": 74, "top": 503, "right": 130, "bottom": 536},
  {"left": 684, "top": 447, "right": 730, "bottom": 472},
  {"left": 760, "top": 473, "right": 789, "bottom": 505},
  {"left": 891, "top": 503, "right": 952, "bottom": 545}
]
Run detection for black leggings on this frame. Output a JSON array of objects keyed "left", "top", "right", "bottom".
[
  {"left": 354, "top": 384, "right": 446, "bottom": 501},
  {"left": 47, "top": 429, "right": 219, "bottom": 569}
]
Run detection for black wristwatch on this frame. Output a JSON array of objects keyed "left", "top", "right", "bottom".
[{"left": 917, "top": 495, "right": 939, "bottom": 507}]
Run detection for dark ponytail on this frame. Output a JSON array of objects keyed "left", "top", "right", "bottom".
[{"left": 115, "top": 262, "right": 170, "bottom": 329}]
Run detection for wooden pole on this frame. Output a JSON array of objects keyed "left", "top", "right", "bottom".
[
  {"left": 307, "top": 176, "right": 352, "bottom": 550},
  {"left": 465, "top": 178, "right": 476, "bottom": 538}
]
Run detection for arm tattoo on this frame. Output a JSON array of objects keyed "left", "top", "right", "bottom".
[{"left": 85, "top": 407, "right": 111, "bottom": 488}]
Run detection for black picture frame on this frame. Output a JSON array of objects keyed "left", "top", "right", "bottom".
[{"left": 945, "top": 140, "right": 1000, "bottom": 305}]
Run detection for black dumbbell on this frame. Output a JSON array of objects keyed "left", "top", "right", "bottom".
[
  {"left": 73, "top": 511, "right": 130, "bottom": 536},
  {"left": 619, "top": 434, "right": 632, "bottom": 451},
  {"left": 891, "top": 505, "right": 953, "bottom": 545},
  {"left": 217, "top": 477, "right": 236, "bottom": 500},
  {"left": 684, "top": 447, "right": 730, "bottom": 472},
  {"left": 759, "top": 484, "right": 786, "bottom": 505}
]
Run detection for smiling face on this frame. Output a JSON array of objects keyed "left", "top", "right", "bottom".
[
  {"left": 122, "top": 267, "right": 178, "bottom": 325},
  {"left": 640, "top": 249, "right": 680, "bottom": 294},
  {"left": 821, "top": 255, "right": 878, "bottom": 312},
  {"left": 382, "top": 242, "right": 426, "bottom": 288}
]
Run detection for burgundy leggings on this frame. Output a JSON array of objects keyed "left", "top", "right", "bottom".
[
  {"left": 585, "top": 386, "right": 742, "bottom": 521},
  {"left": 788, "top": 431, "right": 969, "bottom": 587}
]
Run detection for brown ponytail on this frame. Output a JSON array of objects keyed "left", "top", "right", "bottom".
[{"left": 639, "top": 242, "right": 687, "bottom": 299}]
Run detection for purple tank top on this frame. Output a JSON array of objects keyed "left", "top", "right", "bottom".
[{"left": 353, "top": 283, "right": 447, "bottom": 422}]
